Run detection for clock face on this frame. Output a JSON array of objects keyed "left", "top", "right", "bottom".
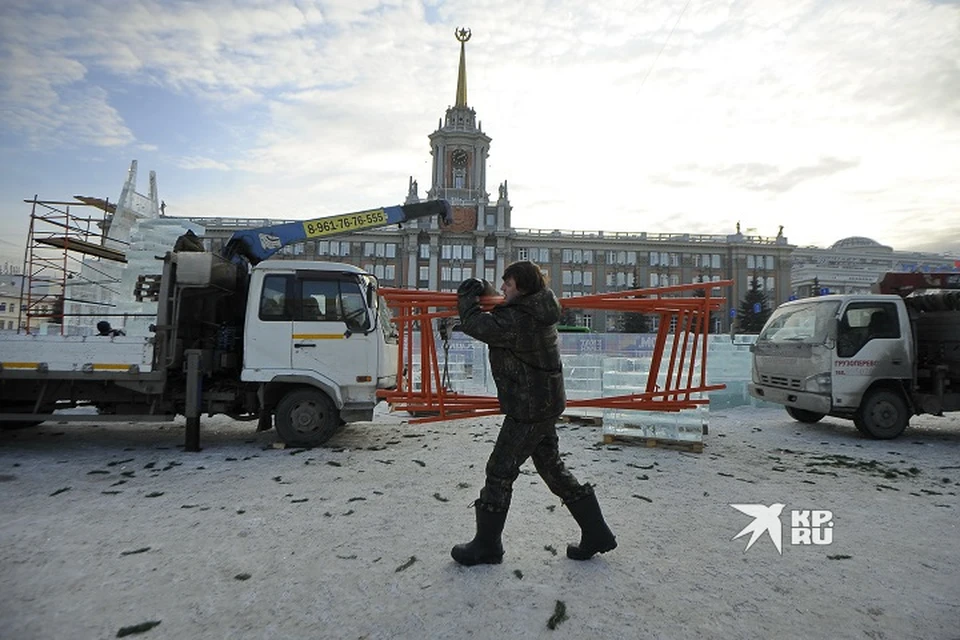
[{"left": 452, "top": 149, "right": 468, "bottom": 167}]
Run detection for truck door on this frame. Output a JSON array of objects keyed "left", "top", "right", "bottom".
[
  {"left": 245, "top": 273, "right": 293, "bottom": 370},
  {"left": 290, "top": 275, "right": 377, "bottom": 399},
  {"left": 833, "top": 301, "right": 911, "bottom": 405}
]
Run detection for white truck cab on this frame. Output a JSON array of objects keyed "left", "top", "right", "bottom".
[
  {"left": 242, "top": 260, "right": 399, "bottom": 442},
  {"left": 750, "top": 294, "right": 918, "bottom": 438}
]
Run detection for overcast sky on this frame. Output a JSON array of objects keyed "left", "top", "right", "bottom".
[{"left": 1, "top": 0, "right": 958, "bottom": 267}]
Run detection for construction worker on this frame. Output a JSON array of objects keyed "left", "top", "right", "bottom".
[{"left": 452, "top": 260, "right": 616, "bottom": 566}]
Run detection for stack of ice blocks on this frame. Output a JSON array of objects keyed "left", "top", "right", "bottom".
[{"left": 600, "top": 342, "right": 708, "bottom": 443}]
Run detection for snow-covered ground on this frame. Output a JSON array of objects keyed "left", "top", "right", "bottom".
[{"left": 1, "top": 407, "right": 958, "bottom": 639}]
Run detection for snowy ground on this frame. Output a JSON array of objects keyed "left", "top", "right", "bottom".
[{"left": 1, "top": 407, "right": 958, "bottom": 640}]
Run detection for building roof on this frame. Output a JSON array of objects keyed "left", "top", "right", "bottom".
[{"left": 830, "top": 236, "right": 892, "bottom": 251}]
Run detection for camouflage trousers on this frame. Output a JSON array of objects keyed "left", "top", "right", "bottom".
[{"left": 477, "top": 415, "right": 593, "bottom": 513}]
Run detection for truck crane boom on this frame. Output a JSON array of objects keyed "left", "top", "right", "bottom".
[{"left": 221, "top": 199, "right": 453, "bottom": 265}]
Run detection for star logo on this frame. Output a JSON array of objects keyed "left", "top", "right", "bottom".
[
  {"left": 258, "top": 233, "right": 282, "bottom": 250},
  {"left": 730, "top": 503, "right": 785, "bottom": 554}
]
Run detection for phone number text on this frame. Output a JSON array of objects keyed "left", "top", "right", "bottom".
[{"left": 303, "top": 209, "right": 388, "bottom": 237}]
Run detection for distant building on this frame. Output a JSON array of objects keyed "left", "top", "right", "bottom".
[
  {"left": 0, "top": 275, "right": 25, "bottom": 332},
  {"left": 0, "top": 261, "right": 22, "bottom": 276},
  {"left": 791, "top": 237, "right": 960, "bottom": 297}
]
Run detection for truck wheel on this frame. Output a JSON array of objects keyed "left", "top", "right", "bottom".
[
  {"left": 856, "top": 389, "right": 909, "bottom": 439},
  {"left": 785, "top": 407, "right": 825, "bottom": 424},
  {"left": 274, "top": 388, "right": 340, "bottom": 446}
]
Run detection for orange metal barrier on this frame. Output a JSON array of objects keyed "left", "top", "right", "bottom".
[{"left": 378, "top": 281, "right": 732, "bottom": 424}]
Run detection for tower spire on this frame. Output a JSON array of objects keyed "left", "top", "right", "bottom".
[{"left": 454, "top": 27, "right": 471, "bottom": 108}]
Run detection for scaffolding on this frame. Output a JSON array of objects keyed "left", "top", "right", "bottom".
[{"left": 18, "top": 197, "right": 127, "bottom": 335}]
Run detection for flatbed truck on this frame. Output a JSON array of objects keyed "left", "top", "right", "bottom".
[
  {"left": 748, "top": 272, "right": 960, "bottom": 439},
  {"left": 0, "top": 200, "right": 453, "bottom": 449}
]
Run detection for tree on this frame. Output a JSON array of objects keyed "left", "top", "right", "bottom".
[
  {"left": 621, "top": 312, "right": 651, "bottom": 333},
  {"left": 559, "top": 307, "right": 579, "bottom": 328},
  {"left": 737, "top": 275, "right": 772, "bottom": 333}
]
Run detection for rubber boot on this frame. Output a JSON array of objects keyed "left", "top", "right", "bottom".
[
  {"left": 566, "top": 492, "right": 617, "bottom": 560},
  {"left": 451, "top": 504, "right": 507, "bottom": 566}
]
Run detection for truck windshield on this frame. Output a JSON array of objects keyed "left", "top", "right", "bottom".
[{"left": 758, "top": 300, "right": 840, "bottom": 344}]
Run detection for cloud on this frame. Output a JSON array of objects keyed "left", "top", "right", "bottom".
[
  {"left": 0, "top": 0, "right": 957, "bottom": 257},
  {"left": 0, "top": 46, "right": 135, "bottom": 148},
  {"left": 699, "top": 157, "right": 861, "bottom": 193},
  {"left": 0, "top": 1, "right": 334, "bottom": 147},
  {"left": 176, "top": 156, "right": 230, "bottom": 171}
]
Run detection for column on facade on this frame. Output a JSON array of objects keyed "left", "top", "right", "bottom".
[
  {"left": 474, "top": 235, "right": 485, "bottom": 283},
  {"left": 428, "top": 235, "right": 440, "bottom": 291},
  {"left": 776, "top": 253, "right": 792, "bottom": 303},
  {"left": 475, "top": 145, "right": 484, "bottom": 199},
  {"left": 727, "top": 247, "right": 745, "bottom": 331},
  {"left": 496, "top": 244, "right": 508, "bottom": 283},
  {"left": 405, "top": 233, "right": 419, "bottom": 289}
]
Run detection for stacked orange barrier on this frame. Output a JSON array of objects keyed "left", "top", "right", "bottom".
[{"left": 378, "top": 281, "right": 732, "bottom": 424}]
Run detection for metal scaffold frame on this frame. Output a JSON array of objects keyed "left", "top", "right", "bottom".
[
  {"left": 19, "top": 197, "right": 127, "bottom": 335},
  {"left": 378, "top": 280, "right": 732, "bottom": 423}
]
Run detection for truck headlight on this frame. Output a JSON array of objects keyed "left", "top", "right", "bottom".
[{"left": 804, "top": 373, "right": 831, "bottom": 393}]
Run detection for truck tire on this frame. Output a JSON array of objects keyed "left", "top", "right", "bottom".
[
  {"left": 274, "top": 388, "right": 340, "bottom": 446},
  {"left": 851, "top": 414, "right": 870, "bottom": 436},
  {"left": 855, "top": 389, "right": 909, "bottom": 439},
  {"left": 785, "top": 407, "right": 825, "bottom": 424}
]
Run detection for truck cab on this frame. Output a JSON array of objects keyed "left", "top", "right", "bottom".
[{"left": 242, "top": 260, "right": 398, "bottom": 444}]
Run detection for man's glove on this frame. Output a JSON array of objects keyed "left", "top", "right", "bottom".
[
  {"left": 479, "top": 279, "right": 497, "bottom": 297},
  {"left": 458, "top": 277, "right": 485, "bottom": 297},
  {"left": 458, "top": 278, "right": 497, "bottom": 297}
]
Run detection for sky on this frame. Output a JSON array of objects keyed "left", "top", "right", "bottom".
[{"left": 1, "top": 0, "right": 959, "bottom": 268}]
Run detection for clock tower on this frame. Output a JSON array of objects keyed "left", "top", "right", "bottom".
[
  {"left": 402, "top": 28, "right": 513, "bottom": 290},
  {"left": 413, "top": 28, "right": 509, "bottom": 233}
]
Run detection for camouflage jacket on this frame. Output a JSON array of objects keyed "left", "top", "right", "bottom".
[{"left": 457, "top": 285, "right": 566, "bottom": 422}]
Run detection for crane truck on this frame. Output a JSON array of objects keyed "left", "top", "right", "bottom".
[
  {"left": 748, "top": 272, "right": 960, "bottom": 439},
  {"left": 0, "top": 200, "right": 453, "bottom": 449}
]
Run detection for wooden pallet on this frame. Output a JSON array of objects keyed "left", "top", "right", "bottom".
[{"left": 602, "top": 432, "right": 704, "bottom": 453}]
